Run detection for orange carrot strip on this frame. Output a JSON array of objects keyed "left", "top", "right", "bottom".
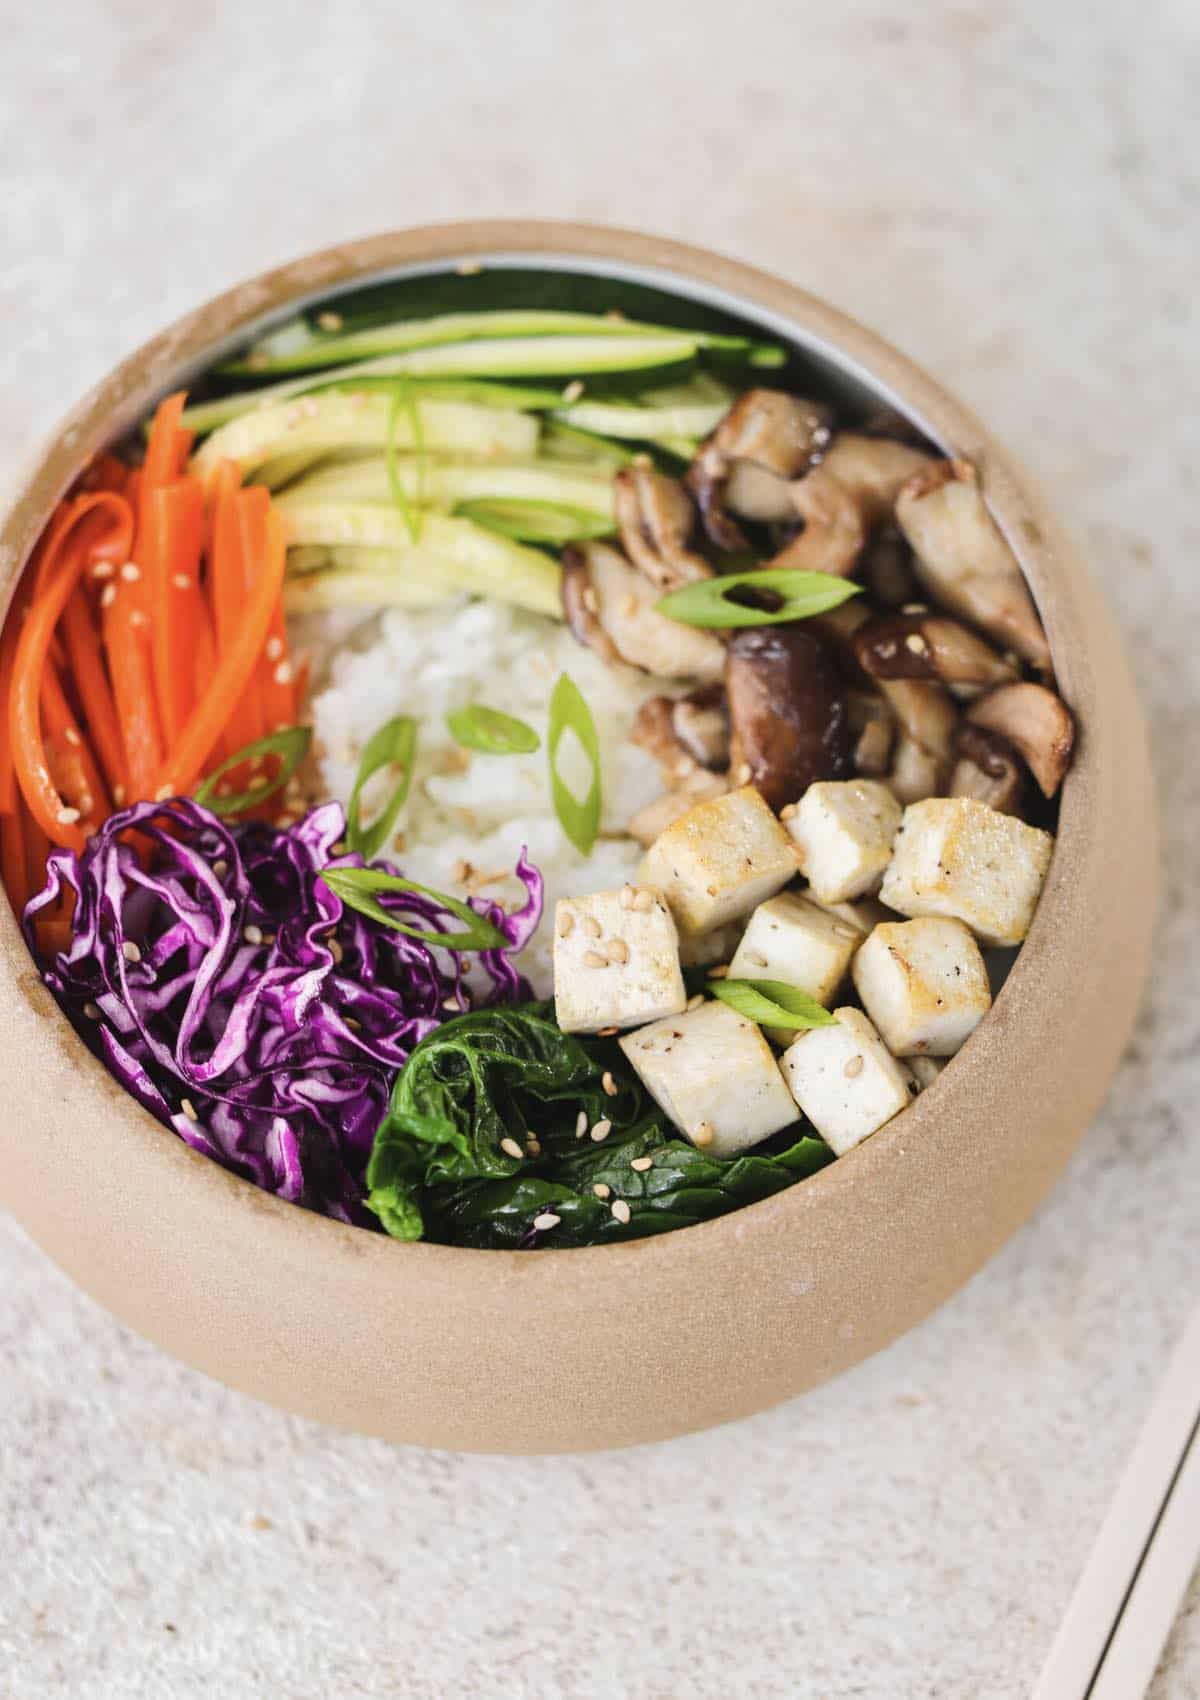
[
  {"left": 0, "top": 597, "right": 27, "bottom": 814},
  {"left": 11, "top": 494, "right": 133, "bottom": 850},
  {"left": 146, "top": 479, "right": 205, "bottom": 746},
  {"left": 102, "top": 593, "right": 164, "bottom": 806},
  {"left": 157, "top": 508, "right": 286, "bottom": 798},
  {"left": 21, "top": 807, "right": 52, "bottom": 922},
  {"left": 60, "top": 587, "right": 128, "bottom": 801},
  {"left": 40, "top": 661, "right": 111, "bottom": 831}
]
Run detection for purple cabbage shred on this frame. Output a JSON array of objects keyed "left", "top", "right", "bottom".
[{"left": 24, "top": 798, "right": 542, "bottom": 1224}]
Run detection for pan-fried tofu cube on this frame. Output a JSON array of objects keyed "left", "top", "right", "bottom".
[
  {"left": 880, "top": 797, "right": 1054, "bottom": 946},
  {"left": 780, "top": 1008, "right": 915, "bottom": 1156},
  {"left": 785, "top": 780, "right": 903, "bottom": 903},
  {"left": 640, "top": 785, "right": 796, "bottom": 935},
  {"left": 852, "top": 917, "right": 991, "bottom": 1056},
  {"left": 729, "top": 892, "right": 861, "bottom": 1009},
  {"left": 804, "top": 892, "right": 896, "bottom": 937},
  {"left": 618, "top": 998, "right": 798, "bottom": 1158},
  {"left": 553, "top": 886, "right": 686, "bottom": 1034}
]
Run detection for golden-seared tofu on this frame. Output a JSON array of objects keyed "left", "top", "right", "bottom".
[
  {"left": 639, "top": 785, "right": 796, "bottom": 935},
  {"left": 880, "top": 797, "right": 1054, "bottom": 947},
  {"left": 618, "top": 998, "right": 798, "bottom": 1158},
  {"left": 729, "top": 892, "right": 861, "bottom": 1023},
  {"left": 780, "top": 1007, "right": 915, "bottom": 1156},
  {"left": 553, "top": 886, "right": 686, "bottom": 1034},
  {"left": 784, "top": 779, "right": 903, "bottom": 904},
  {"left": 852, "top": 917, "right": 991, "bottom": 1056}
]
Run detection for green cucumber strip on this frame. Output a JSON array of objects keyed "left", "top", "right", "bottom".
[
  {"left": 227, "top": 308, "right": 779, "bottom": 374},
  {"left": 552, "top": 385, "right": 731, "bottom": 442},
  {"left": 179, "top": 376, "right": 566, "bottom": 437},
  {"left": 539, "top": 419, "right": 637, "bottom": 467},
  {"left": 279, "top": 509, "right": 563, "bottom": 618},
  {"left": 191, "top": 396, "right": 539, "bottom": 481},
  {"left": 276, "top": 456, "right": 614, "bottom": 517},
  {"left": 454, "top": 497, "right": 615, "bottom": 545}
]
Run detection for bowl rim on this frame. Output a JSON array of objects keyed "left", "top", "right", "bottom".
[{"left": 0, "top": 218, "right": 1102, "bottom": 1281}]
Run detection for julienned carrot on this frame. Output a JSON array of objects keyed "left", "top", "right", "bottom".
[
  {"left": 0, "top": 597, "right": 26, "bottom": 815},
  {"left": 141, "top": 393, "right": 191, "bottom": 502},
  {"left": 209, "top": 470, "right": 264, "bottom": 756},
  {"left": 146, "top": 479, "right": 204, "bottom": 746},
  {"left": 103, "top": 591, "right": 164, "bottom": 806},
  {"left": 40, "top": 661, "right": 111, "bottom": 829},
  {"left": 60, "top": 586, "right": 128, "bottom": 802},
  {"left": 11, "top": 493, "right": 134, "bottom": 851},
  {"left": 157, "top": 508, "right": 286, "bottom": 798}
]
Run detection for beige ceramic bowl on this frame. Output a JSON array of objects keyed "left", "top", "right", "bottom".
[{"left": 0, "top": 222, "right": 1157, "bottom": 1453}]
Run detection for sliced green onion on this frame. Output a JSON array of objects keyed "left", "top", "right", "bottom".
[
  {"left": 708, "top": 979, "right": 837, "bottom": 1030},
  {"left": 539, "top": 419, "right": 636, "bottom": 467},
  {"left": 658, "top": 568, "right": 862, "bottom": 629},
  {"left": 320, "top": 866, "right": 507, "bottom": 952},
  {"left": 194, "top": 726, "right": 312, "bottom": 817},
  {"left": 446, "top": 704, "right": 540, "bottom": 755},
  {"left": 454, "top": 496, "right": 613, "bottom": 546},
  {"left": 547, "top": 673, "right": 602, "bottom": 856},
  {"left": 385, "top": 382, "right": 423, "bottom": 543},
  {"left": 344, "top": 714, "right": 419, "bottom": 862}
]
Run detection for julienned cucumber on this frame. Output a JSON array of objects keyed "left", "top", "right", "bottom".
[
  {"left": 275, "top": 456, "right": 615, "bottom": 517},
  {"left": 552, "top": 378, "right": 732, "bottom": 442},
  {"left": 229, "top": 307, "right": 782, "bottom": 374},
  {"left": 278, "top": 509, "right": 563, "bottom": 618},
  {"left": 539, "top": 420, "right": 636, "bottom": 467},
  {"left": 190, "top": 396, "right": 539, "bottom": 479},
  {"left": 283, "top": 560, "right": 458, "bottom": 614},
  {"left": 454, "top": 497, "right": 615, "bottom": 545},
  {"left": 180, "top": 376, "right": 568, "bottom": 437},
  {"left": 183, "top": 335, "right": 701, "bottom": 436}
]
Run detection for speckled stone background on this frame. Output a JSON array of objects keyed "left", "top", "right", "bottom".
[{"left": 1, "top": 2, "right": 1197, "bottom": 1695}]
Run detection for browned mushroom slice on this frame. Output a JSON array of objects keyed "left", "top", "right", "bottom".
[
  {"left": 613, "top": 466, "right": 712, "bottom": 593},
  {"left": 965, "top": 681, "right": 1075, "bottom": 797},
  {"left": 895, "top": 459, "right": 1051, "bottom": 669},
  {"left": 875, "top": 677, "right": 959, "bottom": 803},
  {"left": 861, "top": 525, "right": 917, "bottom": 607},
  {"left": 687, "top": 389, "right": 834, "bottom": 549},
  {"left": 628, "top": 772, "right": 729, "bottom": 847},
  {"left": 768, "top": 434, "right": 938, "bottom": 578},
  {"left": 560, "top": 542, "right": 725, "bottom": 683},
  {"left": 671, "top": 686, "right": 729, "bottom": 771},
  {"left": 852, "top": 611, "right": 1019, "bottom": 688},
  {"left": 950, "top": 724, "right": 1027, "bottom": 816},
  {"left": 846, "top": 690, "right": 895, "bottom": 776},
  {"left": 725, "top": 626, "right": 852, "bottom": 811}
]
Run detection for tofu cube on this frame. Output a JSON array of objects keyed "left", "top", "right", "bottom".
[
  {"left": 729, "top": 892, "right": 862, "bottom": 1010},
  {"left": 553, "top": 886, "right": 686, "bottom": 1034},
  {"left": 909, "top": 1055, "right": 946, "bottom": 1091},
  {"left": 640, "top": 785, "right": 797, "bottom": 935},
  {"left": 780, "top": 1008, "right": 915, "bottom": 1156},
  {"left": 880, "top": 797, "right": 1054, "bottom": 947},
  {"left": 852, "top": 917, "right": 991, "bottom": 1056},
  {"left": 618, "top": 998, "right": 798, "bottom": 1158},
  {"left": 785, "top": 780, "right": 903, "bottom": 903},
  {"left": 804, "top": 893, "right": 896, "bottom": 937}
]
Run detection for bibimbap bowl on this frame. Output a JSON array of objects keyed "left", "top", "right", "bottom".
[{"left": 0, "top": 223, "right": 1156, "bottom": 1452}]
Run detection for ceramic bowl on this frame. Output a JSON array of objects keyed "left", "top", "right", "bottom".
[{"left": 0, "top": 222, "right": 1157, "bottom": 1453}]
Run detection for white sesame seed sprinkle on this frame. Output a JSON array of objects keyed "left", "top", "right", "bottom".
[
  {"left": 265, "top": 636, "right": 284, "bottom": 661},
  {"left": 113, "top": 785, "right": 126, "bottom": 805},
  {"left": 64, "top": 727, "right": 81, "bottom": 747},
  {"left": 317, "top": 310, "right": 344, "bottom": 331},
  {"left": 243, "top": 925, "right": 264, "bottom": 946},
  {"left": 120, "top": 561, "right": 140, "bottom": 582},
  {"left": 736, "top": 763, "right": 753, "bottom": 785},
  {"left": 557, "top": 909, "right": 575, "bottom": 938},
  {"left": 693, "top": 1120, "right": 715, "bottom": 1147},
  {"left": 455, "top": 260, "right": 482, "bottom": 276},
  {"left": 631, "top": 1156, "right": 653, "bottom": 1172},
  {"left": 592, "top": 1182, "right": 611, "bottom": 1199},
  {"left": 100, "top": 585, "right": 117, "bottom": 608},
  {"left": 844, "top": 1055, "right": 865, "bottom": 1078},
  {"left": 57, "top": 806, "right": 80, "bottom": 825},
  {"left": 619, "top": 884, "right": 636, "bottom": 910},
  {"left": 130, "top": 610, "right": 148, "bottom": 628},
  {"left": 180, "top": 1098, "right": 199, "bottom": 1122},
  {"left": 500, "top": 1137, "right": 523, "bottom": 1160},
  {"left": 91, "top": 560, "right": 114, "bottom": 580},
  {"left": 83, "top": 1001, "right": 100, "bottom": 1020},
  {"left": 273, "top": 660, "right": 293, "bottom": 686},
  {"left": 442, "top": 997, "right": 461, "bottom": 1011},
  {"left": 633, "top": 889, "right": 654, "bottom": 912},
  {"left": 533, "top": 1212, "right": 561, "bottom": 1231},
  {"left": 601, "top": 1070, "right": 618, "bottom": 1098},
  {"left": 575, "top": 1110, "right": 588, "bottom": 1139},
  {"left": 154, "top": 785, "right": 173, "bottom": 802},
  {"left": 606, "top": 936, "right": 629, "bottom": 965},
  {"left": 610, "top": 1199, "right": 631, "bottom": 1224},
  {"left": 561, "top": 380, "right": 584, "bottom": 404},
  {"left": 172, "top": 574, "right": 192, "bottom": 591},
  {"left": 583, "top": 950, "right": 607, "bottom": 969},
  {"left": 121, "top": 940, "right": 142, "bottom": 964},
  {"left": 582, "top": 915, "right": 602, "bottom": 939},
  {"left": 590, "top": 1119, "right": 612, "bottom": 1143}
]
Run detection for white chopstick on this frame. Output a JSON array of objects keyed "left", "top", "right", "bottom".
[{"left": 1031, "top": 1300, "right": 1200, "bottom": 1700}]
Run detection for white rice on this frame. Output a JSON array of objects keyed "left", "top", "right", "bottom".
[{"left": 308, "top": 597, "right": 666, "bottom": 993}]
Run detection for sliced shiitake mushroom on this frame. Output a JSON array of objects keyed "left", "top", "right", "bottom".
[
  {"left": 895, "top": 459, "right": 1051, "bottom": 669},
  {"left": 861, "top": 525, "right": 918, "bottom": 607},
  {"left": 561, "top": 542, "right": 725, "bottom": 683},
  {"left": 725, "top": 626, "right": 851, "bottom": 810},
  {"left": 950, "top": 724, "right": 1027, "bottom": 816},
  {"left": 768, "top": 434, "right": 938, "bottom": 578},
  {"left": 631, "top": 691, "right": 729, "bottom": 785},
  {"left": 687, "top": 389, "right": 834, "bottom": 550},
  {"left": 852, "top": 611, "right": 1019, "bottom": 689},
  {"left": 846, "top": 690, "right": 895, "bottom": 776},
  {"left": 613, "top": 466, "right": 712, "bottom": 593},
  {"left": 965, "top": 680, "right": 1075, "bottom": 797},
  {"left": 875, "top": 678, "right": 959, "bottom": 803}
]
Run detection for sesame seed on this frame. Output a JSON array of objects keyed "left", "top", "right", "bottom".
[
  {"left": 274, "top": 660, "right": 293, "bottom": 686},
  {"left": 632, "top": 451, "right": 653, "bottom": 469},
  {"left": 901, "top": 602, "right": 929, "bottom": 614},
  {"left": 344, "top": 1016, "right": 362, "bottom": 1032},
  {"left": 243, "top": 924, "right": 264, "bottom": 945},
  {"left": 500, "top": 1137, "right": 524, "bottom": 1160},
  {"left": 265, "top": 636, "right": 284, "bottom": 661},
  {"left": 592, "top": 1182, "right": 611, "bottom": 1199},
  {"left": 601, "top": 1070, "right": 618, "bottom": 1098},
  {"left": 844, "top": 1055, "right": 865, "bottom": 1078},
  {"left": 249, "top": 775, "right": 270, "bottom": 790},
  {"left": 561, "top": 380, "right": 584, "bottom": 404},
  {"left": 779, "top": 803, "right": 797, "bottom": 821},
  {"left": 172, "top": 574, "right": 192, "bottom": 591},
  {"left": 686, "top": 993, "right": 705, "bottom": 1011},
  {"left": 91, "top": 560, "right": 114, "bottom": 579},
  {"left": 533, "top": 1212, "right": 561, "bottom": 1231},
  {"left": 57, "top": 806, "right": 80, "bottom": 825},
  {"left": 121, "top": 941, "right": 142, "bottom": 964},
  {"left": 905, "top": 632, "right": 928, "bottom": 655},
  {"left": 100, "top": 585, "right": 116, "bottom": 608},
  {"left": 693, "top": 1120, "right": 715, "bottom": 1147},
  {"left": 328, "top": 938, "right": 344, "bottom": 964},
  {"left": 180, "top": 1098, "right": 198, "bottom": 1122},
  {"left": 707, "top": 964, "right": 729, "bottom": 979},
  {"left": 583, "top": 950, "right": 607, "bottom": 969},
  {"left": 212, "top": 860, "right": 228, "bottom": 879},
  {"left": 736, "top": 763, "right": 753, "bottom": 785},
  {"left": 597, "top": 1025, "right": 620, "bottom": 1037},
  {"left": 64, "top": 727, "right": 81, "bottom": 747},
  {"left": 441, "top": 996, "right": 460, "bottom": 1011},
  {"left": 557, "top": 909, "right": 575, "bottom": 938},
  {"left": 606, "top": 936, "right": 629, "bottom": 965},
  {"left": 610, "top": 1199, "right": 631, "bottom": 1224},
  {"left": 633, "top": 889, "right": 654, "bottom": 912},
  {"left": 317, "top": 310, "right": 344, "bottom": 331},
  {"left": 575, "top": 1110, "right": 588, "bottom": 1139},
  {"left": 631, "top": 1156, "right": 653, "bottom": 1172},
  {"left": 582, "top": 915, "right": 602, "bottom": 939},
  {"left": 120, "top": 561, "right": 140, "bottom": 582},
  {"left": 130, "top": 610, "right": 148, "bottom": 628},
  {"left": 590, "top": 1119, "right": 612, "bottom": 1143},
  {"left": 619, "top": 884, "right": 636, "bottom": 910},
  {"left": 455, "top": 260, "right": 483, "bottom": 276},
  {"left": 113, "top": 785, "right": 126, "bottom": 805},
  {"left": 82, "top": 1001, "right": 100, "bottom": 1020},
  {"left": 154, "top": 785, "right": 172, "bottom": 802}
]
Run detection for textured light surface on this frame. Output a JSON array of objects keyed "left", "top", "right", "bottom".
[{"left": 1, "top": 1, "right": 1197, "bottom": 1695}]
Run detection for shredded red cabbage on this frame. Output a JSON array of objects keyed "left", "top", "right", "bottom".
[{"left": 24, "top": 798, "right": 542, "bottom": 1223}]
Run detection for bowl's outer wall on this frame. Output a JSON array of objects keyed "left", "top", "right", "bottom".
[{"left": 0, "top": 223, "right": 1158, "bottom": 1452}]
